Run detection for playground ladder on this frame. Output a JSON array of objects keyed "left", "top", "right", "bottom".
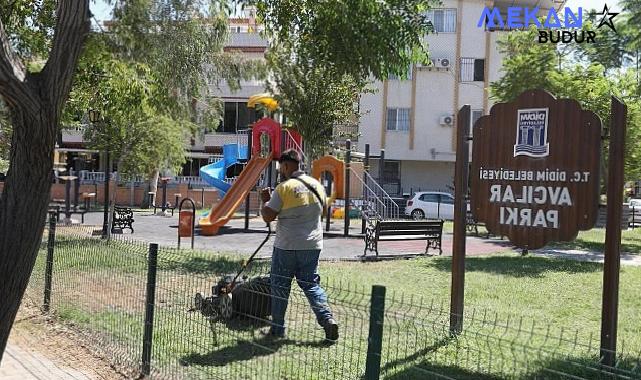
[{"left": 349, "top": 169, "right": 399, "bottom": 221}]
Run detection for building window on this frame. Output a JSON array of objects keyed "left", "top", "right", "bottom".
[
  {"left": 386, "top": 108, "right": 411, "bottom": 132},
  {"left": 425, "top": 9, "right": 457, "bottom": 33},
  {"left": 460, "top": 58, "right": 485, "bottom": 82},
  {"left": 221, "top": 102, "right": 259, "bottom": 133}
]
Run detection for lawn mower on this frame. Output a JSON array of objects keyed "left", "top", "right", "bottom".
[{"left": 190, "top": 228, "right": 273, "bottom": 343}]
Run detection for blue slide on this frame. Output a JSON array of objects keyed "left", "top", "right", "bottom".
[{"left": 199, "top": 143, "right": 249, "bottom": 197}]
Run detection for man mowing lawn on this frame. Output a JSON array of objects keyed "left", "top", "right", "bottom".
[{"left": 261, "top": 149, "right": 339, "bottom": 342}]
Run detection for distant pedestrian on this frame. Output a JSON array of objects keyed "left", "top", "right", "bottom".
[{"left": 260, "top": 149, "right": 339, "bottom": 342}]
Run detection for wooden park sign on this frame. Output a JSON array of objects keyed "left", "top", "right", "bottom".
[
  {"left": 450, "top": 89, "right": 627, "bottom": 367},
  {"left": 470, "top": 90, "right": 602, "bottom": 250}
]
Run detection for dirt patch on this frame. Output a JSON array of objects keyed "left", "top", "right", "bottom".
[{"left": 10, "top": 302, "right": 133, "bottom": 379}]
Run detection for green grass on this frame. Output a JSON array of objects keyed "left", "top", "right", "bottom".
[
  {"left": 443, "top": 219, "right": 641, "bottom": 255},
  {"left": 36, "top": 233, "right": 641, "bottom": 379},
  {"left": 549, "top": 227, "right": 641, "bottom": 254}
]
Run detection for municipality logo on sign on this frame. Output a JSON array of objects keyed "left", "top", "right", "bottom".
[{"left": 514, "top": 108, "right": 549, "bottom": 158}]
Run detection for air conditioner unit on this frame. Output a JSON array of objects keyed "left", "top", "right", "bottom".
[
  {"left": 439, "top": 115, "right": 454, "bottom": 126},
  {"left": 435, "top": 58, "right": 451, "bottom": 69}
]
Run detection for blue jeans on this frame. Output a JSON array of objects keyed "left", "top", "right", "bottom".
[{"left": 270, "top": 247, "right": 333, "bottom": 336}]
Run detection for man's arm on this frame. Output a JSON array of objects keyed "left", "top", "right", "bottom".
[
  {"left": 262, "top": 205, "right": 278, "bottom": 223},
  {"left": 260, "top": 187, "right": 280, "bottom": 223}
]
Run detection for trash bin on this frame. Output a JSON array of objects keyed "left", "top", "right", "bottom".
[{"left": 179, "top": 210, "right": 194, "bottom": 238}]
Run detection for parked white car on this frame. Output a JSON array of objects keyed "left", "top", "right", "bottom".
[
  {"left": 629, "top": 199, "right": 641, "bottom": 209},
  {"left": 405, "top": 191, "right": 456, "bottom": 220}
]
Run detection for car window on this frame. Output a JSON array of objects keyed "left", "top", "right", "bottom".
[
  {"left": 439, "top": 195, "right": 454, "bottom": 204},
  {"left": 419, "top": 193, "right": 439, "bottom": 202}
]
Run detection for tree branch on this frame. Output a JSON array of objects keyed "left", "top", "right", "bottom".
[
  {"left": 42, "top": 0, "right": 91, "bottom": 114},
  {"left": 0, "top": 17, "right": 35, "bottom": 109}
]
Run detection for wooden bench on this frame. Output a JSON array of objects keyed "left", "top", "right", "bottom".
[
  {"left": 112, "top": 206, "right": 134, "bottom": 233},
  {"left": 364, "top": 219, "right": 444, "bottom": 257}
]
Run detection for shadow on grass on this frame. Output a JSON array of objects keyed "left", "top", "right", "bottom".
[
  {"left": 180, "top": 335, "right": 332, "bottom": 368},
  {"left": 383, "top": 361, "right": 504, "bottom": 380},
  {"left": 380, "top": 336, "right": 453, "bottom": 373},
  {"left": 551, "top": 239, "right": 641, "bottom": 255},
  {"left": 522, "top": 355, "right": 641, "bottom": 380},
  {"left": 160, "top": 255, "right": 270, "bottom": 275},
  {"left": 425, "top": 256, "right": 602, "bottom": 278}
]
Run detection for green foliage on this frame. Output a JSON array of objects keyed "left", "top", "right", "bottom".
[
  {"left": 0, "top": 0, "right": 56, "bottom": 63},
  {"left": 106, "top": 0, "right": 267, "bottom": 128},
  {"left": 489, "top": 27, "right": 558, "bottom": 102},
  {"left": 266, "top": 44, "right": 365, "bottom": 158},
  {"left": 573, "top": 14, "right": 632, "bottom": 73},
  {"left": 66, "top": 37, "right": 189, "bottom": 177},
  {"left": 490, "top": 28, "right": 641, "bottom": 184},
  {"left": 622, "top": 0, "right": 641, "bottom": 50},
  {"left": 252, "top": 0, "right": 437, "bottom": 80}
]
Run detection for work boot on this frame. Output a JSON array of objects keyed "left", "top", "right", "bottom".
[{"left": 323, "top": 318, "right": 339, "bottom": 342}]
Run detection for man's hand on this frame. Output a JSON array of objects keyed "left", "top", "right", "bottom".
[{"left": 260, "top": 187, "right": 272, "bottom": 203}]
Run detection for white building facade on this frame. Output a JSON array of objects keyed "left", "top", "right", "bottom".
[{"left": 358, "top": 0, "right": 563, "bottom": 196}]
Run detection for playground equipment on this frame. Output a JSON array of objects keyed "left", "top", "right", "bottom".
[
  {"left": 198, "top": 117, "right": 303, "bottom": 236},
  {"left": 310, "top": 142, "right": 399, "bottom": 236},
  {"left": 199, "top": 143, "right": 249, "bottom": 196}
]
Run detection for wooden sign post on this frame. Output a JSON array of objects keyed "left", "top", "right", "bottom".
[
  {"left": 451, "top": 89, "right": 627, "bottom": 364},
  {"left": 601, "top": 97, "right": 627, "bottom": 366},
  {"left": 450, "top": 105, "right": 470, "bottom": 334}
]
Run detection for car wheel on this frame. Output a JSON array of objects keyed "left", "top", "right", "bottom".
[{"left": 411, "top": 209, "right": 425, "bottom": 220}]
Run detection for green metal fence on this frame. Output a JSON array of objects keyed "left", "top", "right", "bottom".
[{"left": 23, "top": 215, "right": 641, "bottom": 379}]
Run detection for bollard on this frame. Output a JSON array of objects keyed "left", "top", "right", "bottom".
[
  {"left": 43, "top": 212, "right": 56, "bottom": 313},
  {"left": 365, "top": 285, "right": 386, "bottom": 380},
  {"left": 142, "top": 243, "right": 159, "bottom": 376}
]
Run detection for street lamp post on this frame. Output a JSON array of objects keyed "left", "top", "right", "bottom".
[{"left": 89, "top": 110, "right": 110, "bottom": 239}]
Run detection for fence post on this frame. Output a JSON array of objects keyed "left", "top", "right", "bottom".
[
  {"left": 142, "top": 243, "right": 159, "bottom": 376},
  {"left": 245, "top": 127, "right": 253, "bottom": 231},
  {"left": 43, "top": 212, "right": 57, "bottom": 313},
  {"left": 365, "top": 285, "right": 386, "bottom": 380},
  {"left": 344, "top": 139, "right": 351, "bottom": 236}
]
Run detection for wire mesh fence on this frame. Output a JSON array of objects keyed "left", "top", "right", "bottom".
[{"left": 23, "top": 216, "right": 641, "bottom": 379}]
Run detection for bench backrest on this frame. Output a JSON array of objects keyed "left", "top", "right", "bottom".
[
  {"left": 376, "top": 220, "right": 443, "bottom": 236},
  {"left": 113, "top": 206, "right": 133, "bottom": 218}
]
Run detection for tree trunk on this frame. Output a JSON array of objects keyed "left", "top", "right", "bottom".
[
  {"left": 0, "top": 0, "right": 90, "bottom": 361},
  {"left": 0, "top": 106, "right": 57, "bottom": 360}
]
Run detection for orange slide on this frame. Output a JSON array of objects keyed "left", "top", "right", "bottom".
[{"left": 199, "top": 156, "right": 271, "bottom": 236}]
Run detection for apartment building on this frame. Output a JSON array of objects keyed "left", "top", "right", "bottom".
[{"left": 359, "top": 0, "right": 564, "bottom": 196}]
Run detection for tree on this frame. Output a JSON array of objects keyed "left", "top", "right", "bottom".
[
  {"left": 66, "top": 36, "right": 191, "bottom": 178},
  {"left": 490, "top": 27, "right": 558, "bottom": 102},
  {"left": 0, "top": 1, "right": 90, "bottom": 360},
  {"left": 266, "top": 44, "right": 365, "bottom": 158},
  {"left": 102, "top": 0, "right": 266, "bottom": 203},
  {"left": 572, "top": 14, "right": 632, "bottom": 74},
  {"left": 252, "top": 0, "right": 437, "bottom": 81}
]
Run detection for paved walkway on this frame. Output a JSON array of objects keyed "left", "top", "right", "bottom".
[
  {"left": 81, "top": 211, "right": 514, "bottom": 259},
  {"left": 0, "top": 342, "right": 91, "bottom": 380},
  {"left": 78, "top": 210, "right": 641, "bottom": 265}
]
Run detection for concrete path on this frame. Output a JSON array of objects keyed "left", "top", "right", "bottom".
[
  {"left": 0, "top": 342, "right": 91, "bottom": 380},
  {"left": 81, "top": 211, "right": 513, "bottom": 259},
  {"left": 78, "top": 210, "right": 641, "bottom": 265}
]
